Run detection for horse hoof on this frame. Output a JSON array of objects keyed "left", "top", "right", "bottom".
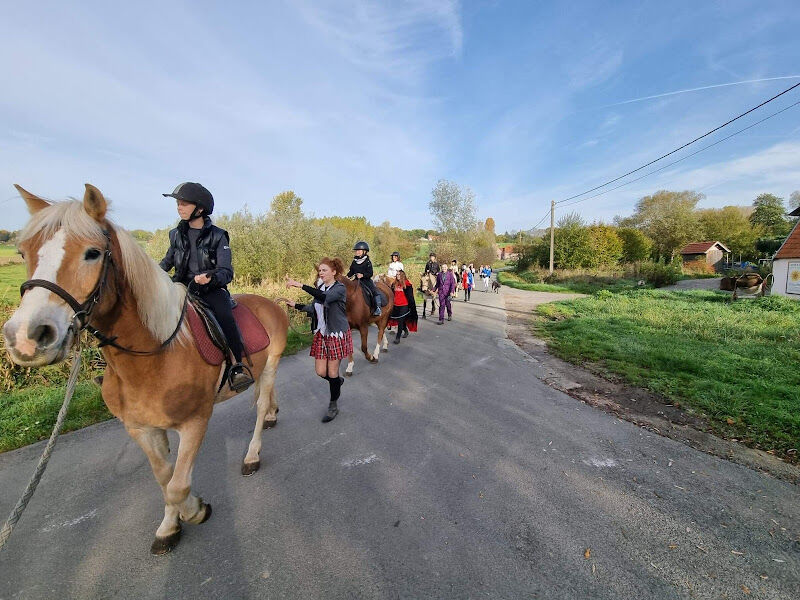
[
  {"left": 150, "top": 528, "right": 181, "bottom": 555},
  {"left": 242, "top": 461, "right": 260, "bottom": 476},
  {"left": 198, "top": 503, "right": 213, "bottom": 524},
  {"left": 369, "top": 358, "right": 379, "bottom": 364},
  {"left": 345, "top": 371, "right": 353, "bottom": 377},
  {"left": 263, "top": 419, "right": 277, "bottom": 429}
]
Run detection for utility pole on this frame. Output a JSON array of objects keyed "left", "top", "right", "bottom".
[{"left": 549, "top": 200, "right": 555, "bottom": 274}]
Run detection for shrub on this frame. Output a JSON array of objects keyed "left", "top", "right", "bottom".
[
  {"left": 636, "top": 260, "right": 681, "bottom": 287},
  {"left": 682, "top": 259, "right": 715, "bottom": 275}
]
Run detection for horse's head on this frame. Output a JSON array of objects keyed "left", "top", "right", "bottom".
[{"left": 3, "top": 184, "right": 112, "bottom": 366}]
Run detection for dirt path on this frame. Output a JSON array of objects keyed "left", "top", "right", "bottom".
[
  {"left": 501, "top": 284, "right": 800, "bottom": 484},
  {"left": 662, "top": 278, "right": 722, "bottom": 291}
]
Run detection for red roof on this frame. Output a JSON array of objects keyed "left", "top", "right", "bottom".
[
  {"left": 680, "top": 241, "right": 730, "bottom": 254},
  {"left": 774, "top": 221, "right": 800, "bottom": 259}
]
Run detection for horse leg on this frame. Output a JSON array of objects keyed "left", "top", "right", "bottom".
[
  {"left": 126, "top": 426, "right": 182, "bottom": 555},
  {"left": 372, "top": 323, "right": 382, "bottom": 361},
  {"left": 362, "top": 325, "right": 376, "bottom": 363},
  {"left": 151, "top": 417, "right": 212, "bottom": 554},
  {"left": 345, "top": 352, "right": 355, "bottom": 376},
  {"left": 422, "top": 299, "right": 427, "bottom": 319},
  {"left": 381, "top": 325, "right": 389, "bottom": 351},
  {"left": 261, "top": 353, "right": 281, "bottom": 430},
  {"left": 242, "top": 354, "right": 280, "bottom": 476}
]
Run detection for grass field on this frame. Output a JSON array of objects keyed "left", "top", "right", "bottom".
[
  {"left": 498, "top": 270, "right": 643, "bottom": 294},
  {"left": 534, "top": 290, "right": 800, "bottom": 458},
  {"left": 1, "top": 266, "right": 312, "bottom": 453}
]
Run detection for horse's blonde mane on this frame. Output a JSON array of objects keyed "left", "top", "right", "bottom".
[{"left": 20, "top": 200, "right": 188, "bottom": 344}]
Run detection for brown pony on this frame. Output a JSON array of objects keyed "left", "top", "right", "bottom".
[
  {"left": 338, "top": 275, "right": 393, "bottom": 376},
  {"left": 2, "top": 185, "right": 288, "bottom": 555}
]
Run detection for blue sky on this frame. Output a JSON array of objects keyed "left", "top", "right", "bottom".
[{"left": 2, "top": 0, "right": 800, "bottom": 234}]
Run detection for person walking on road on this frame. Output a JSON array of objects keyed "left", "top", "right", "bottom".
[
  {"left": 482, "top": 265, "right": 492, "bottom": 291},
  {"left": 387, "top": 251, "right": 404, "bottom": 278},
  {"left": 462, "top": 267, "right": 473, "bottom": 302},
  {"left": 434, "top": 264, "right": 456, "bottom": 324},
  {"left": 388, "top": 270, "right": 418, "bottom": 344},
  {"left": 285, "top": 258, "right": 352, "bottom": 423}
]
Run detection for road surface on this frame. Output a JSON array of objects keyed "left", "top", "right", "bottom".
[{"left": 1, "top": 286, "right": 798, "bottom": 599}]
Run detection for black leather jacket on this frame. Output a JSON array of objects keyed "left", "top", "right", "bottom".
[{"left": 159, "top": 217, "right": 233, "bottom": 290}]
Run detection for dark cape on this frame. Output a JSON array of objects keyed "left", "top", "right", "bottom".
[{"left": 388, "top": 283, "right": 418, "bottom": 332}]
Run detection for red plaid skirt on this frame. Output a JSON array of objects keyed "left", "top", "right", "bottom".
[{"left": 310, "top": 329, "right": 353, "bottom": 360}]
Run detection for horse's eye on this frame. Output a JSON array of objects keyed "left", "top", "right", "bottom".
[{"left": 84, "top": 248, "right": 102, "bottom": 260}]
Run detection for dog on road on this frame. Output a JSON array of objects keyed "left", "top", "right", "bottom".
[{"left": 491, "top": 280, "right": 501, "bottom": 293}]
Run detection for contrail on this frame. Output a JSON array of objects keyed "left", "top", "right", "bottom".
[{"left": 603, "top": 76, "right": 800, "bottom": 107}]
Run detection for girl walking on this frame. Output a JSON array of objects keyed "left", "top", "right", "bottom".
[
  {"left": 285, "top": 258, "right": 352, "bottom": 423},
  {"left": 387, "top": 270, "right": 418, "bottom": 344},
  {"left": 462, "top": 267, "right": 473, "bottom": 302}
]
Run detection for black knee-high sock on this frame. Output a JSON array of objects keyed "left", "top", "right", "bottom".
[{"left": 328, "top": 376, "right": 342, "bottom": 402}]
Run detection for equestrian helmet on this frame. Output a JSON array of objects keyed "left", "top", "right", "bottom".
[
  {"left": 163, "top": 182, "right": 214, "bottom": 215},
  {"left": 353, "top": 241, "right": 370, "bottom": 252},
  {"left": 391, "top": 251, "right": 400, "bottom": 258}
]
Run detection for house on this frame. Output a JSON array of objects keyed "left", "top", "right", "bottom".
[
  {"left": 679, "top": 241, "right": 730, "bottom": 272},
  {"left": 771, "top": 207, "right": 800, "bottom": 298}
]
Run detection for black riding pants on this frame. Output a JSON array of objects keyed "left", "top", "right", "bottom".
[
  {"left": 361, "top": 278, "right": 380, "bottom": 309},
  {"left": 200, "top": 288, "right": 243, "bottom": 362}
]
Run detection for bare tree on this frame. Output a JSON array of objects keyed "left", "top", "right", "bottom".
[{"left": 429, "top": 179, "right": 477, "bottom": 234}]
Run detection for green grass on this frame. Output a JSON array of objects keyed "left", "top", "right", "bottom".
[
  {"left": 0, "top": 263, "right": 26, "bottom": 304},
  {"left": 0, "top": 382, "right": 111, "bottom": 452},
  {"left": 534, "top": 290, "right": 800, "bottom": 457},
  {"left": 498, "top": 270, "right": 642, "bottom": 294},
  {"left": 0, "top": 244, "right": 19, "bottom": 257}
]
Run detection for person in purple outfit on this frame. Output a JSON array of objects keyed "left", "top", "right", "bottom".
[{"left": 433, "top": 264, "right": 457, "bottom": 324}]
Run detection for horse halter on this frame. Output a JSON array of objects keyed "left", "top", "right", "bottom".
[
  {"left": 19, "top": 230, "right": 188, "bottom": 355},
  {"left": 20, "top": 230, "right": 114, "bottom": 337}
]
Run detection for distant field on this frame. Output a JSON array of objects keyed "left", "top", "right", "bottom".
[
  {"left": 0, "top": 244, "right": 18, "bottom": 257},
  {"left": 0, "top": 263, "right": 26, "bottom": 304}
]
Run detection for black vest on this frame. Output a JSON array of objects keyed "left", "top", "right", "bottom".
[{"left": 168, "top": 219, "right": 228, "bottom": 285}]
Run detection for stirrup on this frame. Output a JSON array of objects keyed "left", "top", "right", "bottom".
[{"left": 229, "top": 363, "right": 254, "bottom": 393}]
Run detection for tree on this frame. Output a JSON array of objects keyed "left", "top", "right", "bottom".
[
  {"left": 697, "top": 206, "right": 760, "bottom": 261},
  {"left": 429, "top": 179, "right": 477, "bottom": 233},
  {"left": 484, "top": 217, "right": 495, "bottom": 234},
  {"left": 789, "top": 191, "right": 800, "bottom": 211},
  {"left": 749, "top": 193, "right": 790, "bottom": 236},
  {"left": 616, "top": 190, "right": 704, "bottom": 260},
  {"left": 617, "top": 228, "right": 652, "bottom": 263}
]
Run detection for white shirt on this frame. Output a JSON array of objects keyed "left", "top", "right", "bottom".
[
  {"left": 387, "top": 260, "right": 404, "bottom": 277},
  {"left": 314, "top": 284, "right": 329, "bottom": 335}
]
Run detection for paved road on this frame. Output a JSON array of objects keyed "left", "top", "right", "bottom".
[
  {"left": 662, "top": 278, "right": 723, "bottom": 291},
  {"left": 1, "top": 287, "right": 798, "bottom": 599}
]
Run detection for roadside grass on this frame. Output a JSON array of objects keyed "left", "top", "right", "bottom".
[
  {"left": 534, "top": 290, "right": 800, "bottom": 458},
  {"left": 1, "top": 276, "right": 312, "bottom": 453},
  {"left": 498, "top": 270, "right": 642, "bottom": 294},
  {"left": 0, "top": 244, "right": 18, "bottom": 257},
  {"left": 0, "top": 263, "right": 27, "bottom": 304}
]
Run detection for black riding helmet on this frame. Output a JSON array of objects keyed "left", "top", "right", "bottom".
[
  {"left": 391, "top": 251, "right": 400, "bottom": 258},
  {"left": 353, "top": 241, "right": 370, "bottom": 252},
  {"left": 163, "top": 182, "right": 214, "bottom": 218}
]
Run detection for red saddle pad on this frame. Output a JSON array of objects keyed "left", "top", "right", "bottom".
[{"left": 187, "top": 302, "right": 270, "bottom": 366}]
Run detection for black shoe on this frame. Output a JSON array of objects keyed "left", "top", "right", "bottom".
[
  {"left": 322, "top": 402, "right": 339, "bottom": 423},
  {"left": 437, "top": 320, "right": 444, "bottom": 325},
  {"left": 393, "top": 338, "right": 401, "bottom": 344},
  {"left": 402, "top": 330, "right": 408, "bottom": 338},
  {"left": 447, "top": 316, "right": 452, "bottom": 321},
  {"left": 229, "top": 363, "right": 254, "bottom": 393}
]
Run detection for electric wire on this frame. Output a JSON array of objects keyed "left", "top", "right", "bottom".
[
  {"left": 558, "top": 99, "right": 800, "bottom": 209},
  {"left": 554, "top": 81, "right": 800, "bottom": 205}
]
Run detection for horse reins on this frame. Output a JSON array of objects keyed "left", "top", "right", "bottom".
[{"left": 19, "top": 229, "right": 188, "bottom": 356}]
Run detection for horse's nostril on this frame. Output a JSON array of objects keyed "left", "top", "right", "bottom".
[{"left": 32, "top": 323, "right": 57, "bottom": 348}]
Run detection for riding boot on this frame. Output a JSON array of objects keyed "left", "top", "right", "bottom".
[
  {"left": 229, "top": 362, "right": 255, "bottom": 392},
  {"left": 322, "top": 401, "right": 339, "bottom": 422}
]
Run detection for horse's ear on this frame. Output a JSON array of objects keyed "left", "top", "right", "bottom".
[
  {"left": 83, "top": 184, "right": 107, "bottom": 222},
  {"left": 14, "top": 184, "right": 51, "bottom": 214}
]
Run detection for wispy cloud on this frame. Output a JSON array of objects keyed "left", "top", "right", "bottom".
[{"left": 601, "top": 75, "right": 800, "bottom": 108}]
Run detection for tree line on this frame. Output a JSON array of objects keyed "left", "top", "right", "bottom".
[{"left": 516, "top": 189, "right": 799, "bottom": 271}]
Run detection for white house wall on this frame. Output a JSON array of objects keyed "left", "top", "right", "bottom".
[{"left": 772, "top": 259, "right": 800, "bottom": 298}]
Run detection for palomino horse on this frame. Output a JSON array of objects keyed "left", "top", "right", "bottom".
[
  {"left": 2, "top": 185, "right": 288, "bottom": 555},
  {"left": 339, "top": 275, "right": 393, "bottom": 376},
  {"left": 419, "top": 272, "right": 437, "bottom": 318}
]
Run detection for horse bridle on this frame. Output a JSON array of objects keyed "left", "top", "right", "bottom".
[{"left": 19, "top": 229, "right": 188, "bottom": 356}]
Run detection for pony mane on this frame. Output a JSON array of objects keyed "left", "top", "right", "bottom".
[{"left": 20, "top": 200, "right": 188, "bottom": 345}]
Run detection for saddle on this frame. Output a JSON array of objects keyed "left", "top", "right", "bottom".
[
  {"left": 357, "top": 280, "right": 386, "bottom": 309},
  {"left": 186, "top": 297, "right": 270, "bottom": 367}
]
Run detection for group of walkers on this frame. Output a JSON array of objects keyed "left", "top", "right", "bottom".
[{"left": 158, "top": 181, "right": 490, "bottom": 425}]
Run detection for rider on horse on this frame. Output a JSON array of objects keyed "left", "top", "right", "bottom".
[
  {"left": 160, "top": 182, "right": 254, "bottom": 392},
  {"left": 424, "top": 252, "right": 441, "bottom": 276},
  {"left": 347, "top": 241, "right": 381, "bottom": 316}
]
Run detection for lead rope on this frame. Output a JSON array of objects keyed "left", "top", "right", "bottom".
[{"left": 0, "top": 340, "right": 83, "bottom": 551}]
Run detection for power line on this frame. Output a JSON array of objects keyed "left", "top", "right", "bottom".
[
  {"left": 555, "top": 80, "right": 800, "bottom": 205},
  {"left": 559, "top": 99, "right": 800, "bottom": 209}
]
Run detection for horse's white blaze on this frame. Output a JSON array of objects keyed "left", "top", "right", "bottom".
[{"left": 11, "top": 228, "right": 70, "bottom": 352}]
